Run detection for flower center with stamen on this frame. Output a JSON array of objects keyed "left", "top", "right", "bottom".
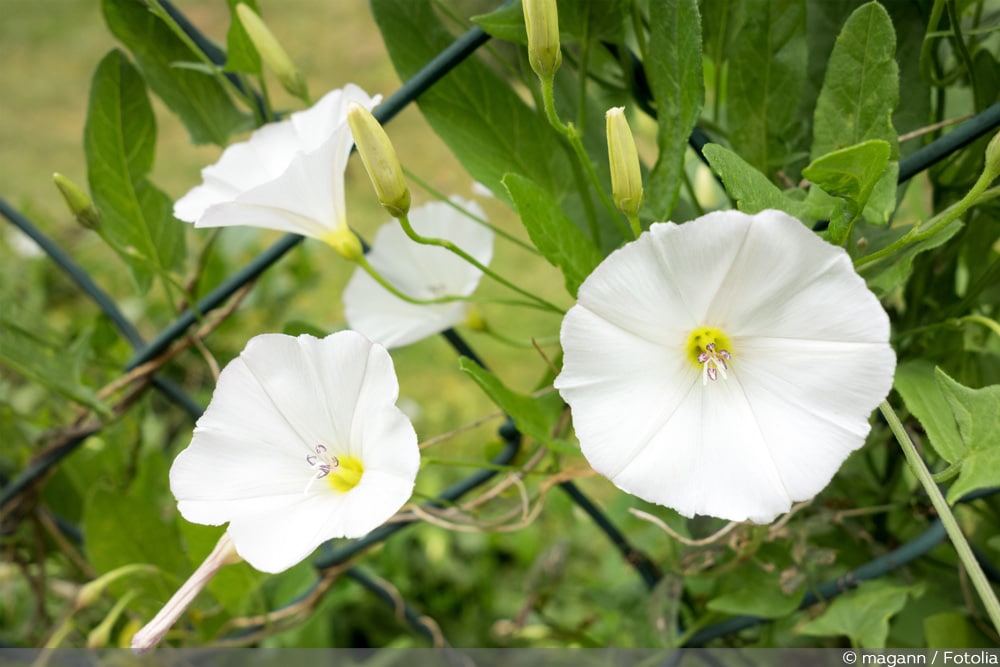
[
  {"left": 305, "top": 444, "right": 365, "bottom": 494},
  {"left": 685, "top": 326, "right": 734, "bottom": 384}
]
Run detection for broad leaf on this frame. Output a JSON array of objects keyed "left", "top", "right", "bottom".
[
  {"left": 645, "top": 0, "right": 703, "bottom": 220},
  {"left": 802, "top": 139, "right": 890, "bottom": 244},
  {"left": 103, "top": 0, "right": 250, "bottom": 146},
  {"left": 727, "top": 0, "right": 807, "bottom": 181},
  {"left": 503, "top": 173, "right": 603, "bottom": 297},
  {"left": 85, "top": 50, "right": 185, "bottom": 293},
  {"left": 702, "top": 144, "right": 809, "bottom": 219},
  {"left": 84, "top": 452, "right": 190, "bottom": 605},
  {"left": 708, "top": 569, "right": 804, "bottom": 619},
  {"left": 798, "top": 580, "right": 923, "bottom": 648},
  {"left": 459, "top": 358, "right": 575, "bottom": 455},
  {"left": 935, "top": 369, "right": 1000, "bottom": 503},
  {"left": 811, "top": 1, "right": 899, "bottom": 160},
  {"left": 224, "top": 0, "right": 262, "bottom": 74},
  {"left": 894, "top": 361, "right": 964, "bottom": 464},
  {"left": 371, "top": 0, "right": 572, "bottom": 203}
]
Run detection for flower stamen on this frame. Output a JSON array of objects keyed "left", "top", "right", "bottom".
[
  {"left": 304, "top": 443, "right": 365, "bottom": 495},
  {"left": 698, "top": 343, "right": 732, "bottom": 385},
  {"left": 304, "top": 443, "right": 339, "bottom": 494},
  {"left": 685, "top": 326, "right": 734, "bottom": 385}
]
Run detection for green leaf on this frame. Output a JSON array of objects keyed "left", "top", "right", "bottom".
[
  {"left": 224, "top": 0, "right": 262, "bottom": 74},
  {"left": 470, "top": 3, "right": 524, "bottom": 42},
  {"left": 645, "top": 0, "right": 703, "bottom": 220},
  {"left": 860, "top": 219, "right": 963, "bottom": 297},
  {"left": 811, "top": 1, "right": 899, "bottom": 160},
  {"left": 802, "top": 139, "right": 890, "bottom": 244},
  {"left": 0, "top": 306, "right": 107, "bottom": 415},
  {"left": 503, "top": 173, "right": 602, "bottom": 297},
  {"left": 702, "top": 143, "right": 809, "bottom": 218},
  {"left": 934, "top": 369, "right": 1000, "bottom": 503},
  {"left": 708, "top": 569, "right": 803, "bottom": 619},
  {"left": 84, "top": 451, "right": 190, "bottom": 604},
  {"left": 371, "top": 0, "right": 572, "bottom": 203},
  {"left": 726, "top": 0, "right": 807, "bottom": 180},
  {"left": 458, "top": 358, "right": 575, "bottom": 455},
  {"left": 103, "top": 0, "right": 250, "bottom": 146},
  {"left": 894, "top": 361, "right": 965, "bottom": 464},
  {"left": 85, "top": 49, "right": 185, "bottom": 293},
  {"left": 925, "top": 612, "right": 996, "bottom": 648},
  {"left": 798, "top": 580, "right": 923, "bottom": 648}
]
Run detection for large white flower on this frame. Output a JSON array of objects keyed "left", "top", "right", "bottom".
[
  {"left": 173, "top": 84, "right": 380, "bottom": 244},
  {"left": 342, "top": 198, "right": 493, "bottom": 348},
  {"left": 554, "top": 209, "right": 895, "bottom": 523},
  {"left": 170, "top": 331, "right": 419, "bottom": 573}
]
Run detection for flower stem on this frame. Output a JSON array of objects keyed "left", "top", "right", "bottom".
[
  {"left": 395, "top": 213, "right": 566, "bottom": 314},
  {"left": 856, "top": 167, "right": 995, "bottom": 270},
  {"left": 539, "top": 78, "right": 634, "bottom": 241},
  {"left": 130, "top": 533, "right": 241, "bottom": 654},
  {"left": 879, "top": 400, "right": 1000, "bottom": 634}
]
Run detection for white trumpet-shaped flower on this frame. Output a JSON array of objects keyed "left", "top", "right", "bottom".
[
  {"left": 173, "top": 85, "right": 380, "bottom": 245},
  {"left": 342, "top": 198, "right": 493, "bottom": 348},
  {"left": 554, "top": 209, "right": 895, "bottom": 523},
  {"left": 170, "top": 331, "right": 419, "bottom": 573}
]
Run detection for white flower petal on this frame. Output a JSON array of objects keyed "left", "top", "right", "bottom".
[
  {"left": 557, "top": 208, "right": 895, "bottom": 523},
  {"left": 344, "top": 198, "right": 493, "bottom": 348},
  {"left": 169, "top": 331, "right": 418, "bottom": 573},
  {"left": 173, "top": 85, "right": 381, "bottom": 239}
]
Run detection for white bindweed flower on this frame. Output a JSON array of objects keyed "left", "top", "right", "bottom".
[
  {"left": 555, "top": 209, "right": 895, "bottom": 523},
  {"left": 169, "top": 331, "right": 419, "bottom": 573},
  {"left": 173, "top": 84, "right": 380, "bottom": 246},
  {"left": 342, "top": 198, "right": 493, "bottom": 348}
]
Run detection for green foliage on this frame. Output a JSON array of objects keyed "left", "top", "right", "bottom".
[
  {"left": 0, "top": 305, "right": 107, "bottom": 415},
  {"left": 84, "top": 49, "right": 185, "bottom": 293},
  {"left": 459, "top": 357, "right": 574, "bottom": 455},
  {"left": 503, "top": 173, "right": 602, "bottom": 297},
  {"left": 726, "top": 0, "right": 807, "bottom": 181},
  {"left": 223, "top": 0, "right": 262, "bottom": 75},
  {"left": 371, "top": 0, "right": 572, "bottom": 203},
  {"left": 802, "top": 139, "right": 890, "bottom": 243},
  {"left": 645, "top": 0, "right": 703, "bottom": 221},
  {"left": 102, "top": 0, "right": 250, "bottom": 146},
  {"left": 799, "top": 580, "right": 924, "bottom": 648},
  {"left": 702, "top": 143, "right": 808, "bottom": 218}
]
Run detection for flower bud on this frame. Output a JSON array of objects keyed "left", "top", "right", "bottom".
[
  {"left": 347, "top": 102, "right": 410, "bottom": 218},
  {"left": 236, "top": 4, "right": 309, "bottom": 101},
  {"left": 323, "top": 225, "right": 364, "bottom": 261},
  {"left": 76, "top": 564, "right": 157, "bottom": 610},
  {"left": 985, "top": 129, "right": 1000, "bottom": 181},
  {"left": 605, "top": 107, "right": 643, "bottom": 217},
  {"left": 523, "top": 0, "right": 561, "bottom": 80},
  {"left": 53, "top": 173, "right": 101, "bottom": 230}
]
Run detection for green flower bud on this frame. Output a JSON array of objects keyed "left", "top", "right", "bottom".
[
  {"left": 605, "top": 107, "right": 643, "bottom": 217},
  {"left": 523, "top": 0, "right": 562, "bottom": 80},
  {"left": 346, "top": 102, "right": 410, "bottom": 218},
  {"left": 236, "top": 4, "right": 309, "bottom": 101},
  {"left": 985, "top": 129, "right": 1000, "bottom": 181},
  {"left": 53, "top": 172, "right": 100, "bottom": 230}
]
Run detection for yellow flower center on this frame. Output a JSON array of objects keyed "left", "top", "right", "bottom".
[
  {"left": 327, "top": 455, "right": 364, "bottom": 494},
  {"left": 685, "top": 326, "right": 734, "bottom": 384},
  {"left": 305, "top": 444, "right": 364, "bottom": 494}
]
